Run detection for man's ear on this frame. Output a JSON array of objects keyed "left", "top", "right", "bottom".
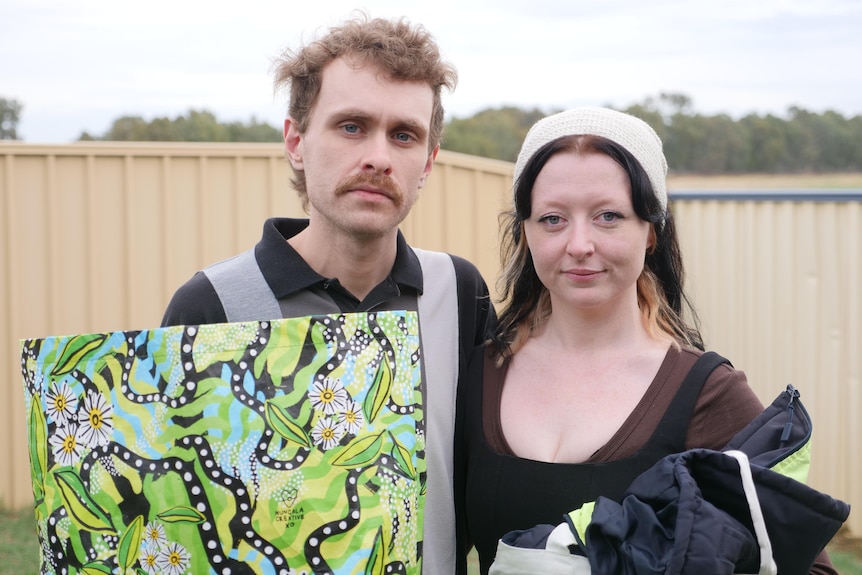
[
  {"left": 284, "top": 118, "right": 303, "bottom": 169},
  {"left": 418, "top": 145, "right": 439, "bottom": 188}
]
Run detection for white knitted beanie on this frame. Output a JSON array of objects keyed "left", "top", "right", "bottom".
[{"left": 512, "top": 107, "right": 668, "bottom": 211}]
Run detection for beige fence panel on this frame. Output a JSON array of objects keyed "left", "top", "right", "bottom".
[
  {"left": 672, "top": 191, "right": 862, "bottom": 536},
  {"left": 2, "top": 142, "right": 859, "bottom": 540},
  {"left": 404, "top": 151, "right": 513, "bottom": 289}
]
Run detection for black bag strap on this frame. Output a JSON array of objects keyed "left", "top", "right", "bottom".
[{"left": 653, "top": 351, "right": 731, "bottom": 453}]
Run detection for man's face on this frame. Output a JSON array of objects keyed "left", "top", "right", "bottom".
[{"left": 284, "top": 57, "right": 437, "bottom": 241}]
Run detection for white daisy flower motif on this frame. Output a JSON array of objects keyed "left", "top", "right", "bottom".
[
  {"left": 142, "top": 520, "right": 167, "bottom": 550},
  {"left": 156, "top": 541, "right": 190, "bottom": 575},
  {"left": 311, "top": 416, "right": 345, "bottom": 451},
  {"left": 49, "top": 422, "right": 85, "bottom": 467},
  {"left": 139, "top": 545, "right": 159, "bottom": 575},
  {"left": 309, "top": 377, "right": 349, "bottom": 416},
  {"left": 338, "top": 400, "right": 365, "bottom": 436},
  {"left": 77, "top": 390, "right": 114, "bottom": 448},
  {"left": 46, "top": 381, "right": 78, "bottom": 426}
]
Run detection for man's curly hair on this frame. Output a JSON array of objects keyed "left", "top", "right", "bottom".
[{"left": 272, "top": 13, "right": 457, "bottom": 206}]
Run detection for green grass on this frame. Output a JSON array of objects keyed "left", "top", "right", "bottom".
[
  {"left": 832, "top": 551, "right": 862, "bottom": 574},
  {"left": 0, "top": 507, "right": 858, "bottom": 574},
  {"left": 0, "top": 508, "right": 40, "bottom": 572},
  {"left": 822, "top": 527, "right": 862, "bottom": 575}
]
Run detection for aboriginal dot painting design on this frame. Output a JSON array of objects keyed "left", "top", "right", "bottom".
[{"left": 20, "top": 312, "right": 425, "bottom": 575}]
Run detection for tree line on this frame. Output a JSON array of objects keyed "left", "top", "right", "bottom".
[
  {"left": 78, "top": 110, "right": 282, "bottom": 143},
  {"left": 3, "top": 94, "right": 861, "bottom": 173},
  {"left": 1, "top": 97, "right": 22, "bottom": 140},
  {"left": 442, "top": 94, "right": 862, "bottom": 174}
]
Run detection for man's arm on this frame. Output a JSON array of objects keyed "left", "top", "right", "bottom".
[
  {"left": 450, "top": 254, "right": 496, "bottom": 354},
  {"left": 160, "top": 272, "right": 228, "bottom": 327}
]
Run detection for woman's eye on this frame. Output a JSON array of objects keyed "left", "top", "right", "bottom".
[
  {"left": 539, "top": 215, "right": 562, "bottom": 226},
  {"left": 599, "top": 212, "right": 622, "bottom": 223}
]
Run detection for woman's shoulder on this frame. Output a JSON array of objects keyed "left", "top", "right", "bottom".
[
  {"left": 683, "top": 346, "right": 765, "bottom": 450},
  {"left": 671, "top": 346, "right": 755, "bottom": 387}
]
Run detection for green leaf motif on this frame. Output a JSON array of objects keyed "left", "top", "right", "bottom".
[
  {"left": 27, "top": 399, "right": 48, "bottom": 501},
  {"left": 389, "top": 433, "right": 417, "bottom": 479},
  {"left": 332, "top": 432, "right": 384, "bottom": 468},
  {"left": 157, "top": 506, "right": 206, "bottom": 524},
  {"left": 117, "top": 515, "right": 144, "bottom": 570},
  {"left": 364, "top": 526, "right": 386, "bottom": 575},
  {"left": 54, "top": 468, "right": 116, "bottom": 534},
  {"left": 80, "top": 562, "right": 113, "bottom": 575},
  {"left": 50, "top": 333, "right": 107, "bottom": 377},
  {"left": 255, "top": 320, "right": 306, "bottom": 380},
  {"left": 265, "top": 401, "right": 311, "bottom": 448},
  {"left": 363, "top": 358, "right": 393, "bottom": 423}
]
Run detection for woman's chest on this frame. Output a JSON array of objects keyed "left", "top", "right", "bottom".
[{"left": 498, "top": 355, "right": 655, "bottom": 463}]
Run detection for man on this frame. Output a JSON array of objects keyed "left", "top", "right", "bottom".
[{"left": 162, "top": 14, "right": 494, "bottom": 574}]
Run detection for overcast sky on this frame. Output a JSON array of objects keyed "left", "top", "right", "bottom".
[{"left": 4, "top": 0, "right": 861, "bottom": 143}]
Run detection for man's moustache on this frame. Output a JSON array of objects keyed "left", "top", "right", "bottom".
[{"left": 336, "top": 174, "right": 400, "bottom": 199}]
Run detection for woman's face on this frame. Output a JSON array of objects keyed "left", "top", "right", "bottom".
[{"left": 523, "top": 150, "right": 653, "bottom": 312}]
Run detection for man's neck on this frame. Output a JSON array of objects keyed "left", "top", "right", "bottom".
[{"left": 287, "top": 223, "right": 397, "bottom": 302}]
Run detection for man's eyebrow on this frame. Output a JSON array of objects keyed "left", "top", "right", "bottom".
[
  {"left": 329, "top": 108, "right": 371, "bottom": 122},
  {"left": 393, "top": 119, "right": 428, "bottom": 137}
]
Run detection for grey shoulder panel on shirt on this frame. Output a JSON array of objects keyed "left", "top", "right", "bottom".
[
  {"left": 202, "top": 248, "right": 282, "bottom": 322},
  {"left": 412, "top": 248, "right": 460, "bottom": 575}
]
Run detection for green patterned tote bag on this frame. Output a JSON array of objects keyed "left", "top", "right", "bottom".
[{"left": 20, "top": 311, "right": 425, "bottom": 575}]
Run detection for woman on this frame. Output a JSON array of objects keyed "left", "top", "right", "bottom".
[{"left": 457, "top": 107, "right": 836, "bottom": 574}]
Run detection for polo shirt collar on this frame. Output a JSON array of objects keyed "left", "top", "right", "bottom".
[{"left": 255, "top": 217, "right": 424, "bottom": 300}]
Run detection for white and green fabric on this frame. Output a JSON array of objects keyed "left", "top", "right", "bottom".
[{"left": 21, "top": 311, "right": 427, "bottom": 574}]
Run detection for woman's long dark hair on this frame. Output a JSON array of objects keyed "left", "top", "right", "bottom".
[{"left": 491, "top": 135, "right": 704, "bottom": 360}]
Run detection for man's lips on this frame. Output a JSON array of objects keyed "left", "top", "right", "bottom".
[{"left": 349, "top": 186, "right": 392, "bottom": 199}]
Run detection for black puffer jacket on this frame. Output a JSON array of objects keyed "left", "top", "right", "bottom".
[{"left": 581, "top": 385, "right": 850, "bottom": 575}]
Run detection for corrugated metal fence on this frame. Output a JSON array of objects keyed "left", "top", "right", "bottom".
[{"left": 2, "top": 142, "right": 859, "bottom": 537}]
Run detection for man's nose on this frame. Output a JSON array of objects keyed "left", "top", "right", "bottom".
[{"left": 361, "top": 132, "right": 393, "bottom": 175}]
